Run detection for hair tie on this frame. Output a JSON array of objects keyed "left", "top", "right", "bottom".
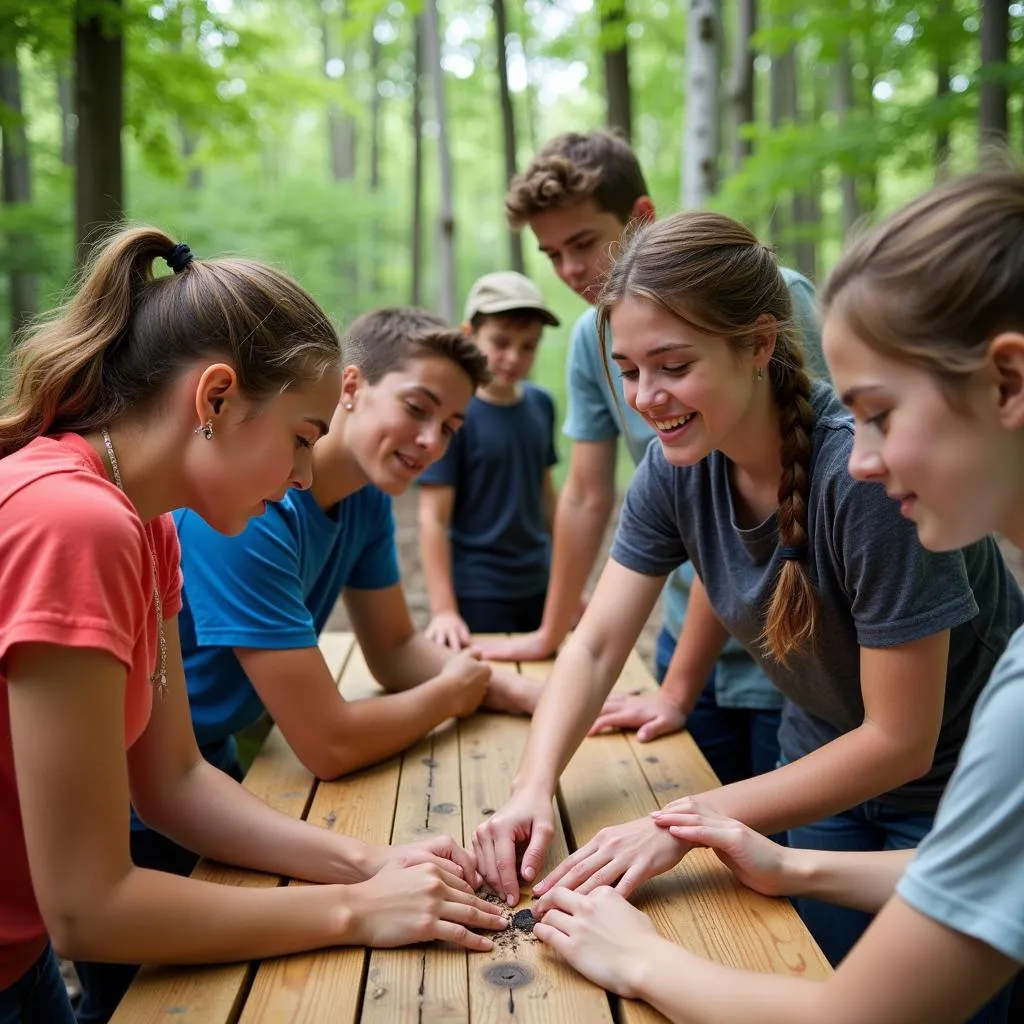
[
  {"left": 778, "top": 545, "right": 807, "bottom": 562},
  {"left": 165, "top": 242, "right": 194, "bottom": 274}
]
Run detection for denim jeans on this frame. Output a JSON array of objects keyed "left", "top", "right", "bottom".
[
  {"left": 655, "top": 627, "right": 782, "bottom": 784},
  {"left": 0, "top": 945, "right": 76, "bottom": 1024}
]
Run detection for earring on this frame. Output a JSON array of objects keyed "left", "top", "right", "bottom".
[
  {"left": 755, "top": 367, "right": 764, "bottom": 382},
  {"left": 343, "top": 402, "right": 354, "bottom": 411},
  {"left": 194, "top": 419, "right": 214, "bottom": 440}
]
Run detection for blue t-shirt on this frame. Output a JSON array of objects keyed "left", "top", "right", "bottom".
[
  {"left": 419, "top": 383, "right": 557, "bottom": 601},
  {"left": 898, "top": 624, "right": 1024, "bottom": 962},
  {"left": 174, "top": 485, "right": 400, "bottom": 747},
  {"left": 562, "top": 267, "right": 822, "bottom": 709}
]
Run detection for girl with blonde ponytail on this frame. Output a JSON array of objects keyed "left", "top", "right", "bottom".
[
  {"left": 472, "top": 209, "right": 1024, "bottom": 977},
  {"left": 0, "top": 228, "right": 504, "bottom": 1022},
  {"left": 497, "top": 169, "right": 1024, "bottom": 1024}
]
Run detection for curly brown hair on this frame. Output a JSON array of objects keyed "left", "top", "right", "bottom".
[{"left": 504, "top": 130, "right": 649, "bottom": 228}]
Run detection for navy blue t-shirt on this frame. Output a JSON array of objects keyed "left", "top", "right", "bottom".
[{"left": 420, "top": 383, "right": 557, "bottom": 601}]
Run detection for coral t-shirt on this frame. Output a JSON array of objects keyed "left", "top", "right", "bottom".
[{"left": 0, "top": 433, "right": 182, "bottom": 989}]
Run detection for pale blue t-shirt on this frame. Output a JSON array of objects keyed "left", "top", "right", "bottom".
[
  {"left": 174, "top": 485, "right": 400, "bottom": 748},
  {"left": 562, "top": 267, "right": 823, "bottom": 709},
  {"left": 897, "top": 624, "right": 1024, "bottom": 961}
]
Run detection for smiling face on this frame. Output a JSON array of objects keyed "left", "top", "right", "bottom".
[
  {"left": 824, "top": 310, "right": 1024, "bottom": 551},
  {"left": 339, "top": 353, "right": 475, "bottom": 495},
  {"left": 527, "top": 198, "right": 632, "bottom": 304},
  {"left": 608, "top": 296, "right": 771, "bottom": 467},
  {"left": 188, "top": 367, "right": 340, "bottom": 535}
]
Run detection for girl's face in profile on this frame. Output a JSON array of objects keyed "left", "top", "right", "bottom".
[
  {"left": 341, "top": 354, "right": 474, "bottom": 496},
  {"left": 824, "top": 311, "right": 1024, "bottom": 552}
]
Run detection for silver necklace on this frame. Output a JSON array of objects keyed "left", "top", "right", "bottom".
[{"left": 100, "top": 426, "right": 168, "bottom": 698}]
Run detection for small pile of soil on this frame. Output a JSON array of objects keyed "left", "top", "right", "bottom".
[{"left": 479, "top": 891, "right": 539, "bottom": 955}]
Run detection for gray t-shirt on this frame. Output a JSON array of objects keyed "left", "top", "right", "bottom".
[
  {"left": 610, "top": 382, "right": 1024, "bottom": 811},
  {"left": 897, "top": 624, "right": 1024, "bottom": 962}
]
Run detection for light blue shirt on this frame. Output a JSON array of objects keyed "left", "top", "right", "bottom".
[
  {"left": 897, "top": 624, "right": 1024, "bottom": 962},
  {"left": 562, "top": 267, "right": 823, "bottom": 709}
]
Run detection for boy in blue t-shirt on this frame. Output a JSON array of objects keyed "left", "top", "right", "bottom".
[{"left": 418, "top": 272, "right": 561, "bottom": 649}]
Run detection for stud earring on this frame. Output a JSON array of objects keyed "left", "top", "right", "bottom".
[
  {"left": 194, "top": 419, "right": 214, "bottom": 440},
  {"left": 343, "top": 402, "right": 354, "bottom": 411},
  {"left": 755, "top": 367, "right": 764, "bottom": 382}
]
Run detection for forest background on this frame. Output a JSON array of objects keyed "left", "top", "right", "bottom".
[{"left": 2, "top": 0, "right": 1023, "bottom": 649}]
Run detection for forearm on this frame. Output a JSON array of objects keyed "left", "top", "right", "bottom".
[
  {"left": 539, "top": 493, "right": 613, "bottom": 647},
  {"left": 688, "top": 724, "right": 930, "bottom": 836},
  {"left": 52, "top": 867, "right": 355, "bottom": 964},
  {"left": 420, "top": 518, "right": 459, "bottom": 616},
  {"left": 141, "top": 760, "right": 375, "bottom": 882},
  {"left": 633, "top": 936, "right": 825, "bottom": 1024},
  {"left": 513, "top": 632, "right": 624, "bottom": 795},
  {"left": 661, "top": 577, "right": 730, "bottom": 712},
  {"left": 373, "top": 631, "right": 450, "bottom": 692},
  {"left": 785, "top": 847, "right": 914, "bottom": 913}
]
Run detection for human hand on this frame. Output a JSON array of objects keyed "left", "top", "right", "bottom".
[
  {"left": 435, "top": 649, "right": 491, "bottom": 717},
  {"left": 425, "top": 610, "right": 472, "bottom": 650},
  {"left": 534, "top": 814, "right": 691, "bottom": 904},
  {"left": 482, "top": 668, "right": 543, "bottom": 715},
  {"left": 472, "top": 788, "right": 555, "bottom": 905},
  {"left": 533, "top": 885, "right": 663, "bottom": 1000},
  {"left": 651, "top": 798, "right": 792, "bottom": 898},
  {"left": 587, "top": 690, "right": 688, "bottom": 742},
  {"left": 474, "top": 630, "right": 559, "bottom": 663},
  {"left": 344, "top": 862, "right": 507, "bottom": 950},
  {"left": 369, "top": 835, "right": 482, "bottom": 891}
]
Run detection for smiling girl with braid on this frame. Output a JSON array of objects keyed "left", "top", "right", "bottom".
[{"left": 472, "top": 210, "right": 1024, "bottom": 971}]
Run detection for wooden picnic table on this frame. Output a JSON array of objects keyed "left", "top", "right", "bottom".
[{"left": 112, "top": 631, "right": 829, "bottom": 1024}]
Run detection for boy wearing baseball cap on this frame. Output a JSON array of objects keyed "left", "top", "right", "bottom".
[{"left": 418, "top": 271, "right": 562, "bottom": 651}]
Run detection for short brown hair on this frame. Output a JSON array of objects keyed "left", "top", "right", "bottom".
[
  {"left": 505, "top": 130, "right": 649, "bottom": 228},
  {"left": 343, "top": 306, "right": 491, "bottom": 389}
]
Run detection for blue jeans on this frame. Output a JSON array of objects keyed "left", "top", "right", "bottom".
[
  {"left": 0, "top": 945, "right": 76, "bottom": 1024},
  {"left": 655, "top": 628, "right": 782, "bottom": 784},
  {"left": 788, "top": 798, "right": 934, "bottom": 967}
]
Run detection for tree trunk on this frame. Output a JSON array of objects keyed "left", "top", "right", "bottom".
[
  {"left": 934, "top": 0, "right": 951, "bottom": 177},
  {"left": 410, "top": 15, "right": 424, "bottom": 307},
  {"left": 599, "top": 0, "right": 632, "bottom": 143},
  {"left": 834, "top": 39, "right": 861, "bottom": 235},
  {"left": 180, "top": 123, "right": 202, "bottom": 190},
  {"left": 493, "top": 0, "right": 523, "bottom": 273},
  {"left": 979, "top": 0, "right": 1009, "bottom": 146},
  {"left": 57, "top": 67, "right": 75, "bottom": 167},
  {"left": 422, "top": 0, "right": 457, "bottom": 322},
  {"left": 682, "top": 0, "right": 721, "bottom": 209},
  {"left": 513, "top": 2, "right": 539, "bottom": 153},
  {"left": 369, "top": 24, "right": 382, "bottom": 192},
  {"left": 0, "top": 45, "right": 38, "bottom": 337},
  {"left": 728, "top": 0, "right": 756, "bottom": 171},
  {"left": 75, "top": 0, "right": 124, "bottom": 261},
  {"left": 321, "top": 4, "right": 356, "bottom": 181},
  {"left": 768, "top": 42, "right": 794, "bottom": 262}
]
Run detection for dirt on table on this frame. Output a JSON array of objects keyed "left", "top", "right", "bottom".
[{"left": 326, "top": 489, "right": 663, "bottom": 670}]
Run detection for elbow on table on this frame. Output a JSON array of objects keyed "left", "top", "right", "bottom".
[{"left": 41, "top": 886, "right": 123, "bottom": 962}]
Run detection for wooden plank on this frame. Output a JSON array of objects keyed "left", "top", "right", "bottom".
[
  {"left": 461, "top": 704, "right": 615, "bottom": 1023},
  {"left": 111, "top": 635, "right": 356, "bottom": 1024},
  {"left": 238, "top": 642, "right": 401, "bottom": 1023},
  {"left": 361, "top": 722, "right": 469, "bottom": 1023}
]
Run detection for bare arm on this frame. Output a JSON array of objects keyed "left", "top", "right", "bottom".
[
  {"left": 680, "top": 632, "right": 951, "bottom": 836},
  {"left": 542, "top": 469, "right": 557, "bottom": 534},
  {"left": 418, "top": 484, "right": 470, "bottom": 650},
  {"left": 536, "top": 886, "right": 1018, "bottom": 1024},
  {"left": 8, "top": 639, "right": 503, "bottom": 964},
  {"left": 477, "top": 439, "right": 617, "bottom": 662}
]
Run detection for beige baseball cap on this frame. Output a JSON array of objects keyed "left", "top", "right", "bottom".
[{"left": 464, "top": 271, "right": 560, "bottom": 327}]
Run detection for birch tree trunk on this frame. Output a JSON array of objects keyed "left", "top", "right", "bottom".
[
  {"left": 75, "top": 0, "right": 124, "bottom": 260},
  {"left": 410, "top": 14, "right": 425, "bottom": 307},
  {"left": 493, "top": 0, "right": 523, "bottom": 273},
  {"left": 682, "top": 0, "right": 721, "bottom": 209},
  {"left": 0, "top": 42, "right": 38, "bottom": 336},
  {"left": 422, "top": 0, "right": 457, "bottom": 322}
]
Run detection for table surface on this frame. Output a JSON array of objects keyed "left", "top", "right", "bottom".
[{"left": 112, "top": 632, "right": 829, "bottom": 1024}]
